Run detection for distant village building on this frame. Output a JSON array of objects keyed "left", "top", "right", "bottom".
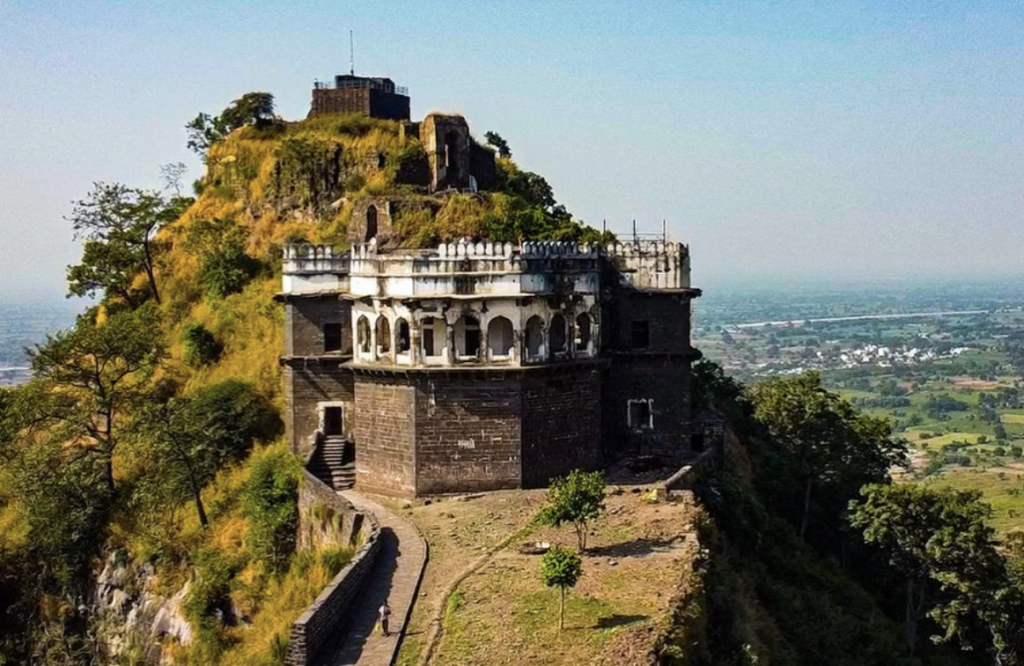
[{"left": 279, "top": 75, "right": 702, "bottom": 497}]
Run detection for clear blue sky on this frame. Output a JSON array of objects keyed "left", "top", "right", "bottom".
[{"left": 2, "top": 0, "right": 1023, "bottom": 300}]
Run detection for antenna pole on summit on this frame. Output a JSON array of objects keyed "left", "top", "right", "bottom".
[{"left": 349, "top": 30, "right": 355, "bottom": 75}]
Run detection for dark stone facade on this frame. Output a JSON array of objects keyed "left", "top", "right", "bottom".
[
  {"left": 280, "top": 243, "right": 700, "bottom": 497},
  {"left": 283, "top": 295, "right": 354, "bottom": 450},
  {"left": 309, "top": 75, "right": 410, "bottom": 121}
]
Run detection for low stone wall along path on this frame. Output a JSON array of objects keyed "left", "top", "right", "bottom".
[{"left": 321, "top": 491, "right": 428, "bottom": 666}]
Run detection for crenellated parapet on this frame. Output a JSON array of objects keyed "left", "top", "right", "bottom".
[
  {"left": 281, "top": 238, "right": 691, "bottom": 297},
  {"left": 283, "top": 244, "right": 352, "bottom": 294},
  {"left": 605, "top": 241, "right": 691, "bottom": 290}
]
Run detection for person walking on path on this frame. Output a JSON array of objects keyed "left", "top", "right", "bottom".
[{"left": 378, "top": 599, "right": 392, "bottom": 637}]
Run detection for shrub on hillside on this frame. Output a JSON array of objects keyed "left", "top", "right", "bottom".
[
  {"left": 182, "top": 322, "right": 221, "bottom": 367},
  {"left": 188, "top": 380, "right": 282, "bottom": 460},
  {"left": 241, "top": 446, "right": 301, "bottom": 571},
  {"left": 200, "top": 240, "right": 263, "bottom": 300}
]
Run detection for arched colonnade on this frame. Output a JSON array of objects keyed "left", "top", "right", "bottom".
[{"left": 353, "top": 307, "right": 596, "bottom": 366}]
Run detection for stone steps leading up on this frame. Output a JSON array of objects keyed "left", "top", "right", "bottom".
[{"left": 308, "top": 437, "right": 356, "bottom": 491}]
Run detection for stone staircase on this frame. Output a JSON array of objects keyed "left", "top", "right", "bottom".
[{"left": 308, "top": 435, "right": 356, "bottom": 490}]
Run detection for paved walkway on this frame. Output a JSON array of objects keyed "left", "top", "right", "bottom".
[{"left": 323, "top": 491, "right": 428, "bottom": 666}]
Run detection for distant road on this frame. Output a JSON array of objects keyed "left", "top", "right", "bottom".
[{"left": 728, "top": 309, "right": 989, "bottom": 330}]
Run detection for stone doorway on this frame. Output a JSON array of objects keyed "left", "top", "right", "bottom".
[{"left": 323, "top": 406, "right": 343, "bottom": 436}]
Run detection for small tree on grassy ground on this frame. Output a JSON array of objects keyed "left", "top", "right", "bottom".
[
  {"left": 541, "top": 546, "right": 582, "bottom": 630},
  {"left": 538, "top": 469, "right": 606, "bottom": 551}
]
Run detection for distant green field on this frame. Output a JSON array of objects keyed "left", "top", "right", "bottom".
[
  {"left": 907, "top": 431, "right": 986, "bottom": 448},
  {"left": 1002, "top": 413, "right": 1024, "bottom": 425},
  {"left": 927, "top": 468, "right": 1024, "bottom": 535}
]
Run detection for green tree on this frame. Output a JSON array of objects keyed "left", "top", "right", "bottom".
[
  {"left": 134, "top": 380, "right": 280, "bottom": 529},
  {"left": 484, "top": 131, "right": 511, "bottom": 158},
  {"left": 750, "top": 372, "right": 907, "bottom": 539},
  {"left": 219, "top": 91, "right": 275, "bottom": 130},
  {"left": 538, "top": 469, "right": 606, "bottom": 551},
  {"left": 200, "top": 240, "right": 263, "bottom": 299},
  {"left": 66, "top": 182, "right": 181, "bottom": 307},
  {"left": 850, "top": 483, "right": 1024, "bottom": 661},
  {"left": 241, "top": 446, "right": 301, "bottom": 571},
  {"left": 540, "top": 545, "right": 582, "bottom": 630},
  {"left": 29, "top": 306, "right": 164, "bottom": 493},
  {"left": 185, "top": 112, "right": 229, "bottom": 157},
  {"left": 186, "top": 91, "right": 276, "bottom": 158}
]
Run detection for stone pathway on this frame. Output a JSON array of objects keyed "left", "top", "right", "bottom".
[{"left": 322, "top": 492, "right": 428, "bottom": 666}]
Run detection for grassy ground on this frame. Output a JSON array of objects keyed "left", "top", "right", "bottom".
[
  {"left": 925, "top": 464, "right": 1024, "bottom": 535},
  {"left": 393, "top": 487, "right": 698, "bottom": 666}
]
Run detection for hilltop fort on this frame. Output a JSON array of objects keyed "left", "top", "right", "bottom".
[{"left": 278, "top": 73, "right": 703, "bottom": 497}]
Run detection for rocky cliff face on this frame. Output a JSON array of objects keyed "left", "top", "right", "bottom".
[{"left": 89, "top": 553, "right": 192, "bottom": 663}]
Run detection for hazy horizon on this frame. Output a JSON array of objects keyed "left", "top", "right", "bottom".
[{"left": 2, "top": 0, "right": 1023, "bottom": 301}]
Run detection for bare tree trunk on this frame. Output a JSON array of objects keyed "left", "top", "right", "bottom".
[
  {"left": 559, "top": 587, "right": 565, "bottom": 630},
  {"left": 800, "top": 477, "right": 813, "bottom": 539},
  {"left": 104, "top": 457, "right": 115, "bottom": 494},
  {"left": 142, "top": 240, "right": 161, "bottom": 304},
  {"left": 905, "top": 578, "right": 917, "bottom": 655},
  {"left": 193, "top": 489, "right": 208, "bottom": 528}
]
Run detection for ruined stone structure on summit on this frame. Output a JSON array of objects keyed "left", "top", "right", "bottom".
[{"left": 281, "top": 80, "right": 702, "bottom": 497}]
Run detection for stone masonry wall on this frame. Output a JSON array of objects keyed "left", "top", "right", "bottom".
[
  {"left": 287, "top": 365, "right": 355, "bottom": 456},
  {"left": 353, "top": 376, "right": 417, "bottom": 496},
  {"left": 521, "top": 367, "right": 603, "bottom": 487},
  {"left": 414, "top": 374, "right": 522, "bottom": 494},
  {"left": 287, "top": 470, "right": 380, "bottom": 666},
  {"left": 608, "top": 291, "right": 692, "bottom": 354},
  {"left": 287, "top": 297, "right": 352, "bottom": 357},
  {"left": 297, "top": 470, "right": 366, "bottom": 551},
  {"left": 604, "top": 357, "right": 692, "bottom": 460}
]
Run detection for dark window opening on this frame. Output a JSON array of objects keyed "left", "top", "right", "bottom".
[
  {"left": 525, "top": 315, "right": 544, "bottom": 358},
  {"left": 445, "top": 131, "right": 460, "bottom": 184},
  {"left": 456, "top": 315, "right": 481, "bottom": 357},
  {"left": 692, "top": 433, "right": 706, "bottom": 453},
  {"left": 550, "top": 314, "right": 567, "bottom": 353},
  {"left": 629, "top": 400, "right": 653, "bottom": 430},
  {"left": 423, "top": 327, "right": 435, "bottom": 356},
  {"left": 376, "top": 317, "right": 391, "bottom": 354},
  {"left": 323, "top": 323, "right": 343, "bottom": 353},
  {"left": 323, "top": 406, "right": 343, "bottom": 436},
  {"left": 377, "top": 153, "right": 386, "bottom": 169},
  {"left": 396, "top": 319, "right": 411, "bottom": 353},
  {"left": 365, "top": 205, "right": 378, "bottom": 242},
  {"left": 357, "top": 316, "right": 371, "bottom": 353},
  {"left": 575, "top": 313, "right": 591, "bottom": 352},
  {"left": 631, "top": 320, "right": 650, "bottom": 349}
]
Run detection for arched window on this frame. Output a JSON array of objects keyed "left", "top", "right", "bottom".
[
  {"left": 574, "top": 313, "right": 592, "bottom": 353},
  {"left": 357, "top": 316, "right": 371, "bottom": 354},
  {"left": 421, "top": 317, "right": 445, "bottom": 358},
  {"left": 395, "top": 318, "right": 411, "bottom": 354},
  {"left": 365, "top": 205, "right": 378, "bottom": 242},
  {"left": 376, "top": 316, "right": 391, "bottom": 355},
  {"left": 525, "top": 315, "right": 544, "bottom": 359},
  {"left": 487, "top": 317, "right": 514, "bottom": 357},
  {"left": 550, "top": 314, "right": 567, "bottom": 354},
  {"left": 455, "top": 315, "right": 481, "bottom": 358}
]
